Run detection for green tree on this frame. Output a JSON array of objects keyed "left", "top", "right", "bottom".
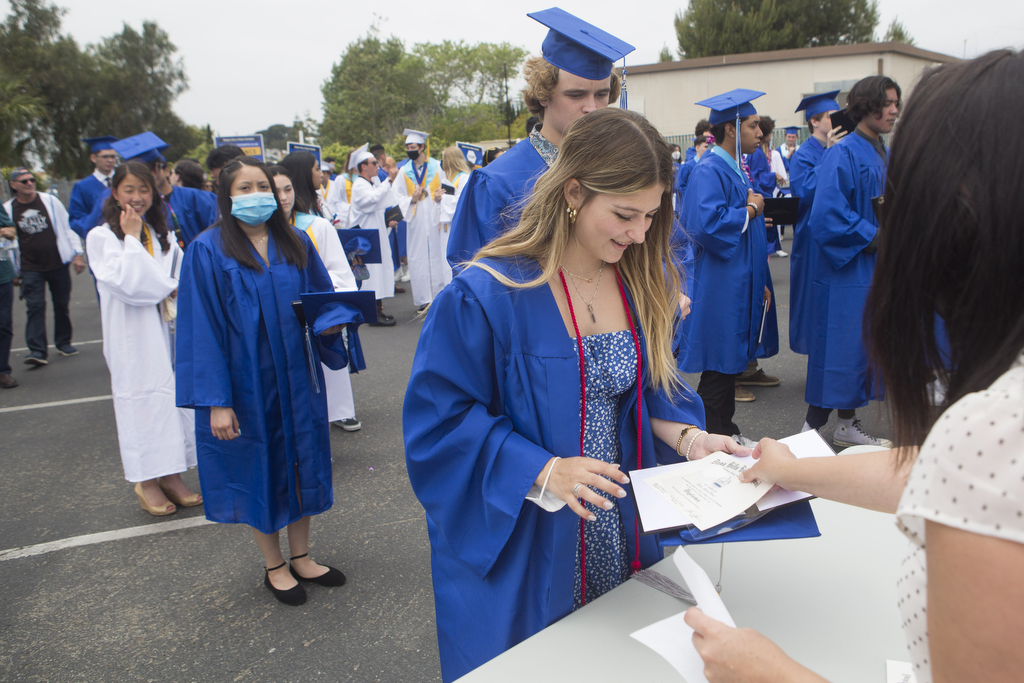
[
  {"left": 320, "top": 29, "right": 431, "bottom": 146},
  {"left": 0, "top": 68, "right": 46, "bottom": 165},
  {"left": 257, "top": 123, "right": 299, "bottom": 150},
  {"left": 659, "top": 45, "right": 675, "bottom": 62},
  {"left": 882, "top": 17, "right": 915, "bottom": 46},
  {"left": 674, "top": 0, "right": 879, "bottom": 59}
]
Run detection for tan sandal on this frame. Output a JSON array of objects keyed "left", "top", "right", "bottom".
[
  {"left": 159, "top": 480, "right": 203, "bottom": 507},
  {"left": 134, "top": 482, "right": 176, "bottom": 516}
]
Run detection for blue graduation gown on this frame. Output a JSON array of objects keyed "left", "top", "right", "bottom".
[
  {"left": 746, "top": 147, "right": 777, "bottom": 197},
  {"left": 678, "top": 150, "right": 779, "bottom": 374},
  {"left": 165, "top": 186, "right": 218, "bottom": 246},
  {"left": 777, "top": 145, "right": 792, "bottom": 173},
  {"left": 685, "top": 146, "right": 696, "bottom": 164},
  {"left": 787, "top": 136, "right": 825, "bottom": 355},
  {"left": 804, "top": 133, "right": 885, "bottom": 409},
  {"left": 68, "top": 175, "right": 109, "bottom": 240},
  {"left": 403, "top": 259, "right": 704, "bottom": 682},
  {"left": 675, "top": 156, "right": 698, "bottom": 203},
  {"left": 446, "top": 138, "right": 546, "bottom": 268},
  {"left": 175, "top": 226, "right": 346, "bottom": 534}
]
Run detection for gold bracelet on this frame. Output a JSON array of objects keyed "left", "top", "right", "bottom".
[{"left": 675, "top": 424, "right": 697, "bottom": 456}]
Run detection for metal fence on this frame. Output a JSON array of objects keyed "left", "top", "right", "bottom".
[{"left": 0, "top": 178, "right": 74, "bottom": 208}]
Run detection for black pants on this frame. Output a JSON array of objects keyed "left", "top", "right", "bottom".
[
  {"left": 21, "top": 266, "right": 72, "bottom": 358},
  {"left": 697, "top": 370, "right": 740, "bottom": 436},
  {"left": 0, "top": 280, "right": 12, "bottom": 374}
]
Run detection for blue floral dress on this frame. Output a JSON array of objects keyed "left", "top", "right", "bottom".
[{"left": 572, "top": 330, "right": 638, "bottom": 608}]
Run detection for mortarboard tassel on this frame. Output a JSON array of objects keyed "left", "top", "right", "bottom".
[{"left": 619, "top": 60, "right": 627, "bottom": 110}]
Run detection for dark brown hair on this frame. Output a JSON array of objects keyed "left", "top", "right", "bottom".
[
  {"left": 100, "top": 162, "right": 171, "bottom": 253},
  {"left": 866, "top": 50, "right": 1024, "bottom": 455},
  {"left": 846, "top": 75, "right": 902, "bottom": 124},
  {"left": 215, "top": 157, "right": 307, "bottom": 272},
  {"left": 280, "top": 151, "right": 322, "bottom": 217},
  {"left": 173, "top": 159, "right": 206, "bottom": 190},
  {"left": 265, "top": 165, "right": 310, "bottom": 217}
]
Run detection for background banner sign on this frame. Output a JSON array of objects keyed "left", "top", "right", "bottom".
[
  {"left": 456, "top": 141, "right": 484, "bottom": 168},
  {"left": 287, "top": 142, "right": 322, "bottom": 166},
  {"left": 215, "top": 135, "right": 265, "bottom": 161}
]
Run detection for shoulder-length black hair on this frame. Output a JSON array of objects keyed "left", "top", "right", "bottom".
[
  {"left": 847, "top": 75, "right": 902, "bottom": 124},
  {"left": 866, "top": 49, "right": 1024, "bottom": 455},
  {"left": 265, "top": 165, "right": 310, "bottom": 217},
  {"left": 100, "top": 162, "right": 171, "bottom": 253},
  {"left": 279, "top": 151, "right": 321, "bottom": 217},
  {"left": 215, "top": 157, "right": 307, "bottom": 272}
]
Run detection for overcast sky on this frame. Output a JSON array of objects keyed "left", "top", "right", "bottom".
[{"left": 5, "top": 0, "right": 1023, "bottom": 135}]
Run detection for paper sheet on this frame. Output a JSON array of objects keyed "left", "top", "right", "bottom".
[
  {"left": 645, "top": 454, "right": 768, "bottom": 530},
  {"left": 630, "top": 548, "right": 736, "bottom": 682},
  {"left": 886, "top": 660, "right": 918, "bottom": 683},
  {"left": 630, "top": 429, "right": 836, "bottom": 534}
]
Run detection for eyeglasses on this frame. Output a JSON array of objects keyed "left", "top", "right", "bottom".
[
  {"left": 96, "top": 154, "right": 118, "bottom": 161},
  {"left": 13, "top": 177, "right": 35, "bottom": 184}
]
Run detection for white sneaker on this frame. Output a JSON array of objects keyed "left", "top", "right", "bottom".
[
  {"left": 833, "top": 419, "right": 893, "bottom": 449},
  {"left": 400, "top": 265, "right": 411, "bottom": 282},
  {"left": 800, "top": 421, "right": 819, "bottom": 434},
  {"left": 731, "top": 434, "right": 759, "bottom": 449},
  {"left": 774, "top": 250, "right": 789, "bottom": 257}
]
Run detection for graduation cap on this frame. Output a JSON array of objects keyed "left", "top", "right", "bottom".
[
  {"left": 527, "top": 7, "right": 635, "bottom": 81},
  {"left": 297, "top": 291, "right": 377, "bottom": 375},
  {"left": 111, "top": 132, "right": 169, "bottom": 164},
  {"left": 661, "top": 500, "right": 820, "bottom": 547},
  {"left": 784, "top": 126, "right": 799, "bottom": 135},
  {"left": 696, "top": 89, "right": 765, "bottom": 125},
  {"left": 81, "top": 136, "right": 119, "bottom": 153},
  {"left": 795, "top": 90, "right": 841, "bottom": 120},
  {"left": 339, "top": 228, "right": 383, "bottom": 264},
  {"left": 348, "top": 143, "right": 375, "bottom": 171},
  {"left": 404, "top": 129, "right": 429, "bottom": 146}
]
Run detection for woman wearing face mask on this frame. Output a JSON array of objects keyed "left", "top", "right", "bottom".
[
  {"left": 267, "top": 165, "right": 363, "bottom": 432},
  {"left": 86, "top": 161, "right": 200, "bottom": 516},
  {"left": 175, "top": 157, "right": 349, "bottom": 606}
]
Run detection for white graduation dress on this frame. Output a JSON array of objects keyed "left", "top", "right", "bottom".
[
  {"left": 348, "top": 175, "right": 396, "bottom": 301},
  {"left": 86, "top": 224, "right": 196, "bottom": 482}
]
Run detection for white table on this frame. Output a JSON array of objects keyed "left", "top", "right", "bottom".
[{"left": 457, "top": 498, "right": 909, "bottom": 682}]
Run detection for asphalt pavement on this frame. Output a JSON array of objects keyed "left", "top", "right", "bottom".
[{"left": 0, "top": 236, "right": 889, "bottom": 682}]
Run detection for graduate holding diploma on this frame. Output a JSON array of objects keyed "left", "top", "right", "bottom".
[
  {"left": 404, "top": 108, "right": 748, "bottom": 682},
  {"left": 685, "top": 50, "right": 1024, "bottom": 683},
  {"left": 176, "top": 157, "right": 348, "bottom": 607}
]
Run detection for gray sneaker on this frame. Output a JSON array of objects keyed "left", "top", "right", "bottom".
[
  {"left": 332, "top": 418, "right": 362, "bottom": 432},
  {"left": 833, "top": 419, "right": 893, "bottom": 449}
]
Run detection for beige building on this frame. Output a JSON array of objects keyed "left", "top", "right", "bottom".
[{"left": 621, "top": 42, "right": 959, "bottom": 142}]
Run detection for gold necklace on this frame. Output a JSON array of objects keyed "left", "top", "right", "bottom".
[
  {"left": 248, "top": 230, "right": 269, "bottom": 246},
  {"left": 562, "top": 263, "right": 604, "bottom": 323},
  {"left": 560, "top": 264, "right": 603, "bottom": 283}
]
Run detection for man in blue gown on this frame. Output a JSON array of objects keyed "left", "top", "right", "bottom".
[
  {"left": 788, "top": 90, "right": 843, "bottom": 355},
  {"left": 446, "top": 7, "right": 633, "bottom": 268},
  {"left": 68, "top": 136, "right": 118, "bottom": 241},
  {"left": 778, "top": 126, "right": 800, "bottom": 173},
  {"left": 678, "top": 89, "right": 778, "bottom": 443},
  {"left": 803, "top": 76, "right": 900, "bottom": 448}
]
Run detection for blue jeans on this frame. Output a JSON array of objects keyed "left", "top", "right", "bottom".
[
  {"left": 0, "top": 280, "right": 12, "bottom": 373},
  {"left": 21, "top": 266, "right": 72, "bottom": 358}
]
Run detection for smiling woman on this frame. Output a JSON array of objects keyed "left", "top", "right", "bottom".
[{"left": 403, "top": 107, "right": 750, "bottom": 681}]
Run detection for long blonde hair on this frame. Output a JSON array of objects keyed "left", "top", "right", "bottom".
[
  {"left": 471, "top": 108, "right": 683, "bottom": 396},
  {"left": 442, "top": 146, "right": 471, "bottom": 178}
]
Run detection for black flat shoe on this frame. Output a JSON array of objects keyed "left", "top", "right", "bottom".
[
  {"left": 264, "top": 562, "right": 307, "bottom": 606},
  {"left": 290, "top": 553, "right": 347, "bottom": 587}
]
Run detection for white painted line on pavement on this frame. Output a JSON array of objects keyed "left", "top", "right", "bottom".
[
  {"left": 0, "top": 394, "right": 113, "bottom": 414},
  {"left": 0, "top": 516, "right": 216, "bottom": 562},
  {"left": 10, "top": 339, "right": 103, "bottom": 353}
]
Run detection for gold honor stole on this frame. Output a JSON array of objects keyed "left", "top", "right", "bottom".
[
  {"left": 404, "top": 161, "right": 441, "bottom": 218},
  {"left": 291, "top": 213, "right": 320, "bottom": 254}
]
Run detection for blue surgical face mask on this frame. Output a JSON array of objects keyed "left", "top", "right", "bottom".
[{"left": 230, "top": 192, "right": 278, "bottom": 225}]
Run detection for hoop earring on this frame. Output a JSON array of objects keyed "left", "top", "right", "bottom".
[{"left": 566, "top": 203, "right": 578, "bottom": 225}]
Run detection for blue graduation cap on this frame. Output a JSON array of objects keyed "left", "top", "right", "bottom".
[
  {"left": 784, "top": 126, "right": 799, "bottom": 135},
  {"left": 457, "top": 141, "right": 484, "bottom": 168},
  {"left": 696, "top": 89, "right": 765, "bottom": 125},
  {"left": 81, "top": 136, "right": 119, "bottom": 153},
  {"left": 297, "top": 291, "right": 377, "bottom": 376},
  {"left": 660, "top": 500, "right": 820, "bottom": 547},
  {"left": 111, "top": 132, "right": 169, "bottom": 164},
  {"left": 339, "top": 228, "right": 382, "bottom": 264},
  {"left": 527, "top": 7, "right": 635, "bottom": 81},
  {"left": 795, "top": 90, "right": 841, "bottom": 120}
]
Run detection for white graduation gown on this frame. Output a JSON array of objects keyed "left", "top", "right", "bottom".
[
  {"left": 326, "top": 175, "right": 352, "bottom": 229},
  {"left": 86, "top": 224, "right": 196, "bottom": 482},
  {"left": 394, "top": 160, "right": 449, "bottom": 306},
  {"left": 300, "top": 213, "right": 358, "bottom": 422},
  {"left": 438, "top": 171, "right": 469, "bottom": 288},
  {"left": 348, "top": 175, "right": 396, "bottom": 301}
]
